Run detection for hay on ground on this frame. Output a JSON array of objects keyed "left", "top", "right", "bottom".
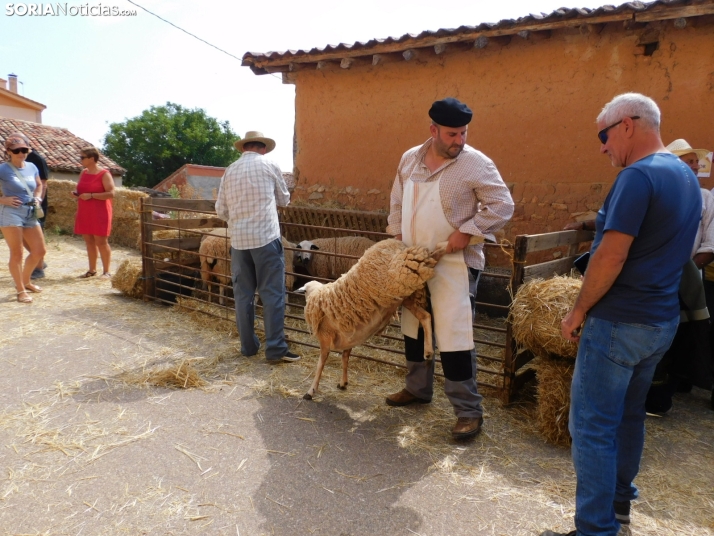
[
  {"left": 536, "top": 357, "right": 574, "bottom": 446},
  {"left": 112, "top": 259, "right": 144, "bottom": 299},
  {"left": 123, "top": 360, "right": 207, "bottom": 389},
  {"left": 509, "top": 275, "right": 581, "bottom": 359}
]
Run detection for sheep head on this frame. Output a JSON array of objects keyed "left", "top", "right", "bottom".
[
  {"left": 296, "top": 280, "right": 324, "bottom": 297},
  {"left": 295, "top": 240, "right": 319, "bottom": 267}
]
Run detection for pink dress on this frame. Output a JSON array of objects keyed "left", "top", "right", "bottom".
[{"left": 74, "top": 169, "right": 113, "bottom": 236}]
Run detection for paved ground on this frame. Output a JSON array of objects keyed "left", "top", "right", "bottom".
[{"left": 0, "top": 234, "right": 712, "bottom": 536}]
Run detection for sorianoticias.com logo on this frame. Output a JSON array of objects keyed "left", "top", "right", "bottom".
[{"left": 5, "top": 3, "right": 137, "bottom": 16}]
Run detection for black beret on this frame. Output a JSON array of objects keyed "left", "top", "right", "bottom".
[{"left": 428, "top": 97, "right": 473, "bottom": 128}]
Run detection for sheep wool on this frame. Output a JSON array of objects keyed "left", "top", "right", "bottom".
[
  {"left": 199, "top": 229, "right": 296, "bottom": 291},
  {"left": 304, "top": 239, "right": 436, "bottom": 336},
  {"left": 301, "top": 236, "right": 375, "bottom": 279}
]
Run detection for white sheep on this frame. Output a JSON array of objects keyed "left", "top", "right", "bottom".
[
  {"left": 298, "top": 239, "right": 445, "bottom": 400},
  {"left": 295, "top": 236, "right": 375, "bottom": 280},
  {"left": 199, "top": 230, "right": 297, "bottom": 305}
]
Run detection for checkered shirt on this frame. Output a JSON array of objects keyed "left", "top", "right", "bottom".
[
  {"left": 387, "top": 139, "right": 514, "bottom": 270},
  {"left": 215, "top": 152, "right": 290, "bottom": 250}
]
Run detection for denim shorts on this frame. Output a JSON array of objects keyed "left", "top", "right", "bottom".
[{"left": 0, "top": 204, "right": 39, "bottom": 228}]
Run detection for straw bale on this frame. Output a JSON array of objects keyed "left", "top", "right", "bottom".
[
  {"left": 112, "top": 259, "right": 144, "bottom": 299},
  {"left": 536, "top": 357, "right": 574, "bottom": 447},
  {"left": 509, "top": 275, "right": 581, "bottom": 359},
  {"left": 45, "top": 178, "right": 79, "bottom": 233},
  {"left": 45, "top": 178, "right": 149, "bottom": 248}
]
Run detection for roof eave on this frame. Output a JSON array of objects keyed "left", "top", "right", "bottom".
[
  {"left": 241, "top": 0, "right": 714, "bottom": 71},
  {"left": 0, "top": 88, "right": 47, "bottom": 111}
]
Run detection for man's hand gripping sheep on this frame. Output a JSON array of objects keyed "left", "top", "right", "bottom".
[{"left": 297, "top": 239, "right": 447, "bottom": 401}]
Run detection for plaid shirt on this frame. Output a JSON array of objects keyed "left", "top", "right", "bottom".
[
  {"left": 387, "top": 139, "right": 514, "bottom": 270},
  {"left": 215, "top": 151, "right": 290, "bottom": 250}
]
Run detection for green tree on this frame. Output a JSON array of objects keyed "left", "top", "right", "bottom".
[{"left": 103, "top": 102, "right": 239, "bottom": 187}]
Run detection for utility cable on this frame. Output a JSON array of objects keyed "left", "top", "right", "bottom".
[
  {"left": 126, "top": 0, "right": 243, "bottom": 61},
  {"left": 125, "top": 0, "right": 283, "bottom": 80}
]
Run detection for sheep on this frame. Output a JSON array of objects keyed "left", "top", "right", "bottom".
[
  {"left": 198, "top": 228, "right": 232, "bottom": 305},
  {"left": 295, "top": 236, "right": 376, "bottom": 280},
  {"left": 199, "top": 230, "right": 297, "bottom": 305},
  {"left": 298, "top": 239, "right": 446, "bottom": 400}
]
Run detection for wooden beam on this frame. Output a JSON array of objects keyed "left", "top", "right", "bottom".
[
  {"left": 316, "top": 60, "right": 331, "bottom": 70},
  {"left": 524, "top": 255, "right": 580, "bottom": 280},
  {"left": 249, "top": 12, "right": 634, "bottom": 69},
  {"left": 402, "top": 49, "right": 419, "bottom": 61},
  {"left": 372, "top": 53, "right": 401, "bottom": 66},
  {"left": 264, "top": 65, "right": 289, "bottom": 74},
  {"left": 579, "top": 22, "right": 605, "bottom": 35},
  {"left": 473, "top": 35, "right": 489, "bottom": 49},
  {"left": 149, "top": 217, "right": 225, "bottom": 230},
  {"left": 147, "top": 198, "right": 217, "bottom": 212},
  {"left": 491, "top": 35, "right": 512, "bottom": 47},
  {"left": 635, "top": 3, "right": 714, "bottom": 22},
  {"left": 524, "top": 229, "right": 593, "bottom": 253},
  {"left": 637, "top": 27, "right": 661, "bottom": 45}
]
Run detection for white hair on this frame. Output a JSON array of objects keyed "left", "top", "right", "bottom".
[{"left": 597, "top": 93, "right": 661, "bottom": 131}]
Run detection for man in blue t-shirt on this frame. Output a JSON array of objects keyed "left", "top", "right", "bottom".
[{"left": 541, "top": 94, "right": 701, "bottom": 536}]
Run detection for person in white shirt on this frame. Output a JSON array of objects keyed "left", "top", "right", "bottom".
[{"left": 215, "top": 131, "right": 300, "bottom": 363}]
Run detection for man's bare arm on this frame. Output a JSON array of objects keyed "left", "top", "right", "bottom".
[{"left": 561, "top": 230, "right": 634, "bottom": 341}]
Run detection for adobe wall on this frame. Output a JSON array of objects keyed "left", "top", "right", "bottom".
[{"left": 290, "top": 17, "right": 714, "bottom": 242}]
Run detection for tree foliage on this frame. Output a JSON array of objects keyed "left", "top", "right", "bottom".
[{"left": 103, "top": 102, "right": 239, "bottom": 187}]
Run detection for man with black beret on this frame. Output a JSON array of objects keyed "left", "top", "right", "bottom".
[{"left": 386, "top": 97, "right": 514, "bottom": 439}]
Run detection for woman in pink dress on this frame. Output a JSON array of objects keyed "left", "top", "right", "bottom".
[{"left": 73, "top": 146, "right": 115, "bottom": 278}]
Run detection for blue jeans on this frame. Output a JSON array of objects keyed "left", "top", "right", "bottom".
[
  {"left": 231, "top": 238, "right": 288, "bottom": 360},
  {"left": 570, "top": 315, "right": 678, "bottom": 536}
]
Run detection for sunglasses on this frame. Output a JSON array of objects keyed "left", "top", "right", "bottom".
[
  {"left": 10, "top": 148, "right": 29, "bottom": 154},
  {"left": 597, "top": 116, "right": 640, "bottom": 144},
  {"left": 79, "top": 155, "right": 90, "bottom": 160}
]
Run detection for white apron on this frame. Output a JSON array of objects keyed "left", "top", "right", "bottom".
[{"left": 401, "top": 176, "right": 474, "bottom": 352}]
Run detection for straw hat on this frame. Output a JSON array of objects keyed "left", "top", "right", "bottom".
[
  {"left": 234, "top": 131, "right": 276, "bottom": 153},
  {"left": 666, "top": 139, "right": 710, "bottom": 160}
]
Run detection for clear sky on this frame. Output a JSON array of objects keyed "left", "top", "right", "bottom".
[{"left": 4, "top": 0, "right": 606, "bottom": 171}]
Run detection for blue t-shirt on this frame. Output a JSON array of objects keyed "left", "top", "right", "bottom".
[
  {"left": 589, "top": 153, "right": 701, "bottom": 324},
  {"left": 0, "top": 162, "right": 39, "bottom": 204}
]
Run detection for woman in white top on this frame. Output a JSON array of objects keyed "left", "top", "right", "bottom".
[{"left": 0, "top": 135, "right": 47, "bottom": 303}]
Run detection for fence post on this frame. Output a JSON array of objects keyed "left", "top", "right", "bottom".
[
  {"left": 503, "top": 234, "right": 528, "bottom": 403},
  {"left": 140, "top": 197, "right": 156, "bottom": 300}
]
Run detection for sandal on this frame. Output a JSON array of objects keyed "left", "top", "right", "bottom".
[
  {"left": 25, "top": 283, "right": 42, "bottom": 293},
  {"left": 17, "top": 291, "right": 33, "bottom": 303},
  {"left": 100, "top": 272, "right": 112, "bottom": 279},
  {"left": 79, "top": 271, "right": 97, "bottom": 279}
]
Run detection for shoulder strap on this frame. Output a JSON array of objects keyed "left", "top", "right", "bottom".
[{"left": 8, "top": 163, "right": 36, "bottom": 197}]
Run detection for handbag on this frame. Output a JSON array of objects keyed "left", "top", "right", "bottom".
[{"left": 9, "top": 163, "right": 44, "bottom": 219}]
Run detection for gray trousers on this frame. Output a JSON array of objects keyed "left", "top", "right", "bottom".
[
  {"left": 231, "top": 238, "right": 288, "bottom": 360},
  {"left": 404, "top": 268, "right": 483, "bottom": 419}
]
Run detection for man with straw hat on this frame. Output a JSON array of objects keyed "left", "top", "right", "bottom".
[
  {"left": 386, "top": 97, "right": 514, "bottom": 440},
  {"left": 541, "top": 93, "right": 701, "bottom": 536},
  {"left": 666, "top": 138, "right": 711, "bottom": 177},
  {"left": 215, "top": 131, "right": 300, "bottom": 363}
]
